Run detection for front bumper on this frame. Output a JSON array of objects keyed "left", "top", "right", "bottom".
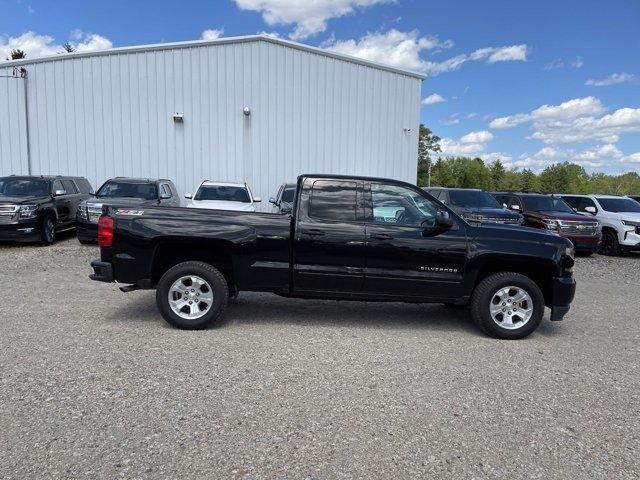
[
  {"left": 562, "top": 233, "right": 601, "bottom": 252},
  {"left": 76, "top": 219, "right": 98, "bottom": 242},
  {"left": 549, "top": 276, "right": 576, "bottom": 321},
  {"left": 619, "top": 229, "right": 640, "bottom": 250},
  {"left": 90, "top": 261, "right": 114, "bottom": 282},
  {"left": 0, "top": 220, "right": 41, "bottom": 242}
]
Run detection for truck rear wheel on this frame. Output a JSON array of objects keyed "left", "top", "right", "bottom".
[
  {"left": 470, "top": 272, "right": 544, "bottom": 339},
  {"left": 156, "top": 261, "right": 228, "bottom": 330}
]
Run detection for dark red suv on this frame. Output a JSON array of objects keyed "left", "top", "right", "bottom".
[{"left": 492, "top": 192, "right": 601, "bottom": 253}]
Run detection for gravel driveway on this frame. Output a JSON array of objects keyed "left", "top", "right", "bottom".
[{"left": 1, "top": 238, "right": 639, "bottom": 479}]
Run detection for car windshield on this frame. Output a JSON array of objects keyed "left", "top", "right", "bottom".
[
  {"left": 195, "top": 185, "right": 251, "bottom": 203},
  {"left": 522, "top": 196, "right": 574, "bottom": 213},
  {"left": 597, "top": 198, "right": 640, "bottom": 213},
  {"left": 449, "top": 190, "right": 502, "bottom": 208},
  {"left": 97, "top": 181, "right": 158, "bottom": 200},
  {"left": 281, "top": 186, "right": 296, "bottom": 203},
  {"left": 0, "top": 178, "right": 50, "bottom": 197}
]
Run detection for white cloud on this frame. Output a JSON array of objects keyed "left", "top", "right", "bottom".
[
  {"left": 438, "top": 130, "right": 496, "bottom": 157},
  {"left": 422, "top": 93, "right": 445, "bottom": 105},
  {"left": 487, "top": 96, "right": 640, "bottom": 145},
  {"left": 508, "top": 143, "right": 631, "bottom": 171},
  {"left": 620, "top": 152, "right": 640, "bottom": 164},
  {"left": 423, "top": 44, "right": 528, "bottom": 75},
  {"left": 572, "top": 56, "right": 583, "bottom": 68},
  {"left": 1, "top": 30, "right": 112, "bottom": 61},
  {"left": 324, "top": 29, "right": 450, "bottom": 72},
  {"left": 544, "top": 59, "right": 564, "bottom": 70},
  {"left": 201, "top": 28, "right": 224, "bottom": 40},
  {"left": 585, "top": 72, "right": 636, "bottom": 87},
  {"left": 460, "top": 130, "right": 493, "bottom": 144},
  {"left": 234, "top": 0, "right": 391, "bottom": 40},
  {"left": 441, "top": 114, "right": 460, "bottom": 126}
]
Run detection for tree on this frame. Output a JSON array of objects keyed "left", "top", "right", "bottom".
[
  {"left": 417, "top": 124, "right": 441, "bottom": 187},
  {"left": 9, "top": 49, "right": 26, "bottom": 60},
  {"left": 62, "top": 43, "right": 75, "bottom": 53},
  {"left": 489, "top": 159, "right": 506, "bottom": 190},
  {"left": 519, "top": 169, "right": 538, "bottom": 192}
]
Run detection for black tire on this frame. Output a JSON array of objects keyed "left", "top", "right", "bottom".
[
  {"left": 155, "top": 261, "right": 228, "bottom": 330},
  {"left": 470, "top": 272, "right": 544, "bottom": 340},
  {"left": 599, "top": 230, "right": 620, "bottom": 256},
  {"left": 40, "top": 215, "right": 56, "bottom": 246}
]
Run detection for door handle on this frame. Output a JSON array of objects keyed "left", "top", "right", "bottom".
[
  {"left": 303, "top": 229, "right": 325, "bottom": 236},
  {"left": 370, "top": 233, "right": 392, "bottom": 240}
]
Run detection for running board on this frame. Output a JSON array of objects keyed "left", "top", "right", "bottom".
[{"left": 119, "top": 284, "right": 141, "bottom": 293}]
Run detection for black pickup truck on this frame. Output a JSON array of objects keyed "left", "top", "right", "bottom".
[{"left": 90, "top": 174, "right": 576, "bottom": 339}]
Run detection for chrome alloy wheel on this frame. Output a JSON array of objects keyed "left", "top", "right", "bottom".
[
  {"left": 168, "top": 275, "right": 214, "bottom": 320},
  {"left": 489, "top": 286, "right": 534, "bottom": 330}
]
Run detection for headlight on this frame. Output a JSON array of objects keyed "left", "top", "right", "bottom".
[
  {"left": 77, "top": 203, "right": 88, "bottom": 219},
  {"left": 564, "top": 245, "right": 575, "bottom": 259},
  {"left": 621, "top": 220, "right": 640, "bottom": 227},
  {"left": 18, "top": 204, "right": 38, "bottom": 218},
  {"left": 543, "top": 219, "right": 560, "bottom": 230}
]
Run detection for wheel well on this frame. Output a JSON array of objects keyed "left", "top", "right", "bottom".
[
  {"left": 151, "top": 241, "right": 235, "bottom": 290},
  {"left": 601, "top": 226, "right": 618, "bottom": 236},
  {"left": 475, "top": 260, "right": 555, "bottom": 306}
]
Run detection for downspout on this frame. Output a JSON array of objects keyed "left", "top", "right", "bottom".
[{"left": 20, "top": 67, "right": 32, "bottom": 175}]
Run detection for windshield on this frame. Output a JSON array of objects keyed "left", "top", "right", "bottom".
[
  {"left": 195, "top": 185, "right": 251, "bottom": 203},
  {"left": 449, "top": 190, "right": 501, "bottom": 208},
  {"left": 97, "top": 181, "right": 158, "bottom": 200},
  {"left": 281, "top": 186, "right": 296, "bottom": 203},
  {"left": 522, "top": 196, "right": 574, "bottom": 213},
  {"left": 0, "top": 178, "right": 50, "bottom": 197},
  {"left": 597, "top": 198, "right": 640, "bottom": 213}
]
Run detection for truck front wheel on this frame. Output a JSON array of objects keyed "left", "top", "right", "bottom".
[
  {"left": 470, "top": 272, "right": 544, "bottom": 339},
  {"left": 156, "top": 261, "right": 229, "bottom": 329}
]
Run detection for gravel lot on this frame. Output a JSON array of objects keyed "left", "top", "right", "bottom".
[{"left": 1, "top": 237, "right": 639, "bottom": 479}]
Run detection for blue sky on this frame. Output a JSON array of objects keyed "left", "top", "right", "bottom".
[{"left": 2, "top": 0, "right": 639, "bottom": 173}]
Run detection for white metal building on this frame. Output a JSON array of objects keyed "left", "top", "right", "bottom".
[{"left": 0, "top": 35, "right": 423, "bottom": 208}]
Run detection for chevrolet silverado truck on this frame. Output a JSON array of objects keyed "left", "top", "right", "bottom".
[{"left": 90, "top": 174, "right": 576, "bottom": 339}]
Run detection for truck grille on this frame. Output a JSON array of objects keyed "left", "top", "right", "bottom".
[
  {"left": 558, "top": 220, "right": 599, "bottom": 235},
  {"left": 87, "top": 204, "right": 103, "bottom": 223},
  {"left": 0, "top": 204, "right": 19, "bottom": 224}
]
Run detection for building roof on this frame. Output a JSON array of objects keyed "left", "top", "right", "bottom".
[{"left": 0, "top": 34, "right": 426, "bottom": 80}]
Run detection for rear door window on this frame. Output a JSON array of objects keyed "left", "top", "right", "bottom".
[
  {"left": 62, "top": 179, "right": 79, "bottom": 194},
  {"left": 309, "top": 180, "right": 358, "bottom": 222}
]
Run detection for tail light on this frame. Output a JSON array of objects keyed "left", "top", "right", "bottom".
[{"left": 97, "top": 215, "right": 114, "bottom": 247}]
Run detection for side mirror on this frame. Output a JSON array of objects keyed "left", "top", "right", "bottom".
[
  {"left": 54, "top": 189, "right": 66, "bottom": 196},
  {"left": 184, "top": 193, "right": 193, "bottom": 199},
  {"left": 160, "top": 192, "right": 172, "bottom": 200},
  {"left": 89, "top": 189, "right": 95, "bottom": 195},
  {"left": 510, "top": 204, "right": 521, "bottom": 211},
  {"left": 584, "top": 206, "right": 596, "bottom": 214},
  {"left": 253, "top": 196, "right": 262, "bottom": 203},
  {"left": 435, "top": 210, "right": 454, "bottom": 229},
  {"left": 269, "top": 197, "right": 277, "bottom": 205}
]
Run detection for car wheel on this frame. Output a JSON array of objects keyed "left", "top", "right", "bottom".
[
  {"left": 470, "top": 272, "right": 544, "bottom": 339},
  {"left": 40, "top": 215, "right": 56, "bottom": 245},
  {"left": 156, "top": 261, "right": 228, "bottom": 330},
  {"left": 599, "top": 230, "right": 620, "bottom": 256}
]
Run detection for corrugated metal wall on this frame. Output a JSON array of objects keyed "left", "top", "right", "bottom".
[{"left": 0, "top": 39, "right": 421, "bottom": 209}]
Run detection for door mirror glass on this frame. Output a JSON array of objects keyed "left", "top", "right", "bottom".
[
  {"left": 160, "top": 191, "right": 172, "bottom": 199},
  {"left": 184, "top": 193, "right": 193, "bottom": 199},
  {"left": 253, "top": 196, "right": 262, "bottom": 203},
  {"left": 54, "top": 189, "right": 67, "bottom": 196},
  {"left": 510, "top": 204, "right": 520, "bottom": 211},
  {"left": 584, "top": 206, "right": 596, "bottom": 214},
  {"left": 269, "top": 197, "right": 278, "bottom": 205}
]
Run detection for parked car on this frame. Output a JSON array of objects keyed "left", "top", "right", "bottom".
[
  {"left": 269, "top": 183, "right": 296, "bottom": 214},
  {"left": 0, "top": 175, "right": 93, "bottom": 245},
  {"left": 424, "top": 187, "right": 523, "bottom": 225},
  {"left": 492, "top": 192, "right": 601, "bottom": 254},
  {"left": 629, "top": 195, "right": 640, "bottom": 204},
  {"left": 90, "top": 174, "right": 576, "bottom": 340},
  {"left": 185, "top": 181, "right": 260, "bottom": 212},
  {"left": 76, "top": 177, "right": 180, "bottom": 243},
  {"left": 560, "top": 194, "right": 640, "bottom": 255}
]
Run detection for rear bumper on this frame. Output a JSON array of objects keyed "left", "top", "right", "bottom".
[
  {"left": 0, "top": 220, "right": 41, "bottom": 242},
  {"left": 90, "top": 260, "right": 114, "bottom": 282},
  {"left": 549, "top": 276, "right": 576, "bottom": 321}
]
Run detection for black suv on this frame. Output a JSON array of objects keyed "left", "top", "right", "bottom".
[
  {"left": 425, "top": 187, "right": 523, "bottom": 224},
  {"left": 0, "top": 175, "right": 93, "bottom": 245},
  {"left": 76, "top": 177, "right": 180, "bottom": 243}
]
